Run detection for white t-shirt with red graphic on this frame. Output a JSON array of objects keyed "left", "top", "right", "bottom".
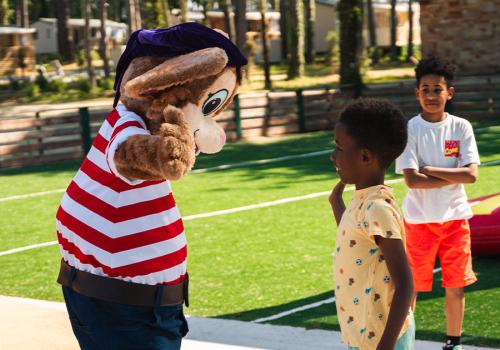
[
  {"left": 56, "top": 103, "right": 187, "bottom": 285},
  {"left": 395, "top": 114, "right": 480, "bottom": 224}
]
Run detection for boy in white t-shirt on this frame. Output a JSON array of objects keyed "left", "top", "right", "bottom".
[{"left": 396, "top": 57, "right": 480, "bottom": 350}]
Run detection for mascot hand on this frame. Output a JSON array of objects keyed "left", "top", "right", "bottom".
[{"left": 155, "top": 105, "right": 196, "bottom": 180}]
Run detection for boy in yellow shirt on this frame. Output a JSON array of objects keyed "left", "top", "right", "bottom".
[{"left": 329, "top": 99, "right": 414, "bottom": 350}]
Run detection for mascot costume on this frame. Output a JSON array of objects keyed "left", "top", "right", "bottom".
[{"left": 55, "top": 22, "right": 247, "bottom": 350}]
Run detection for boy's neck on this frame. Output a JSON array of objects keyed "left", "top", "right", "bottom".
[
  {"left": 421, "top": 110, "right": 447, "bottom": 123},
  {"left": 355, "top": 172, "right": 385, "bottom": 191}
]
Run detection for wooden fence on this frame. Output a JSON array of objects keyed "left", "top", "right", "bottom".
[{"left": 1, "top": 78, "right": 499, "bottom": 169}]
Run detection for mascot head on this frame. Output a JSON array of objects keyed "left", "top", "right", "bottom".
[{"left": 114, "top": 22, "right": 247, "bottom": 155}]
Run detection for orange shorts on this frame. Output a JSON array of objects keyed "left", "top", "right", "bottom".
[{"left": 404, "top": 219, "right": 477, "bottom": 292}]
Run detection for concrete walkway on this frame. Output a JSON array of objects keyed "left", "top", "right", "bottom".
[{"left": 0, "top": 295, "right": 498, "bottom": 350}]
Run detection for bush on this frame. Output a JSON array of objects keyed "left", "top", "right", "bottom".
[
  {"left": 98, "top": 77, "right": 114, "bottom": 90},
  {"left": 76, "top": 49, "right": 86, "bottom": 66},
  {"left": 75, "top": 78, "right": 92, "bottom": 93},
  {"left": 46, "top": 79, "right": 67, "bottom": 93},
  {"left": 325, "top": 31, "right": 339, "bottom": 70},
  {"left": 22, "top": 82, "right": 40, "bottom": 97},
  {"left": 35, "top": 75, "right": 49, "bottom": 91},
  {"left": 9, "top": 77, "right": 31, "bottom": 91}
]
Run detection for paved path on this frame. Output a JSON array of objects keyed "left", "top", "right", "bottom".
[{"left": 0, "top": 295, "right": 498, "bottom": 350}]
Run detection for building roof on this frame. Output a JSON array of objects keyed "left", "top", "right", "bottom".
[
  {"left": 0, "top": 27, "right": 36, "bottom": 34},
  {"left": 183, "top": 10, "right": 281, "bottom": 21},
  {"left": 35, "top": 18, "right": 128, "bottom": 29}
]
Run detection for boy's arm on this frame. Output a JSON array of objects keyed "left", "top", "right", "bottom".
[
  {"left": 329, "top": 182, "right": 346, "bottom": 225},
  {"left": 402, "top": 168, "right": 452, "bottom": 189},
  {"left": 374, "top": 236, "right": 414, "bottom": 350},
  {"left": 420, "top": 163, "right": 478, "bottom": 184}
]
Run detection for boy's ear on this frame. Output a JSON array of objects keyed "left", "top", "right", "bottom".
[
  {"left": 447, "top": 86, "right": 455, "bottom": 100},
  {"left": 361, "top": 148, "right": 374, "bottom": 164},
  {"left": 415, "top": 87, "right": 420, "bottom": 100}
]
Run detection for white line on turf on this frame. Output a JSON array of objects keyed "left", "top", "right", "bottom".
[
  {"left": 252, "top": 267, "right": 443, "bottom": 323},
  {"left": 0, "top": 189, "right": 66, "bottom": 203},
  {"left": 191, "top": 150, "right": 332, "bottom": 173},
  {"left": 0, "top": 150, "right": 332, "bottom": 203},
  {"left": 0, "top": 179, "right": 404, "bottom": 257},
  {"left": 252, "top": 297, "right": 336, "bottom": 323},
  {"left": 1, "top": 155, "right": 498, "bottom": 204}
]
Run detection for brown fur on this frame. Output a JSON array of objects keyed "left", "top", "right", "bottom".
[{"left": 114, "top": 47, "right": 238, "bottom": 181}]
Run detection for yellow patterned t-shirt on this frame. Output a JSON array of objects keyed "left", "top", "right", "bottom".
[{"left": 333, "top": 184, "right": 412, "bottom": 350}]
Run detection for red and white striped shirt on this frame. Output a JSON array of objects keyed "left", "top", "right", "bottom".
[{"left": 56, "top": 103, "right": 187, "bottom": 285}]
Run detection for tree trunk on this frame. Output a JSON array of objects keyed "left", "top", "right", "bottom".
[
  {"left": 259, "top": 0, "right": 271, "bottom": 89},
  {"left": 84, "top": 0, "right": 96, "bottom": 87},
  {"left": 160, "top": 0, "right": 172, "bottom": 27},
  {"left": 110, "top": 0, "right": 121, "bottom": 21},
  {"left": 15, "top": 0, "right": 21, "bottom": 26},
  {"left": 338, "top": 0, "right": 363, "bottom": 96},
  {"left": 56, "top": 0, "right": 75, "bottom": 62},
  {"left": 279, "top": 0, "right": 288, "bottom": 60},
  {"left": 366, "top": 0, "right": 378, "bottom": 64},
  {"left": 126, "top": 0, "right": 136, "bottom": 33},
  {"left": 180, "top": 0, "right": 188, "bottom": 23},
  {"left": 0, "top": 0, "right": 9, "bottom": 26},
  {"left": 390, "top": 0, "right": 398, "bottom": 61},
  {"left": 99, "top": 0, "right": 110, "bottom": 78},
  {"left": 234, "top": 0, "right": 247, "bottom": 53},
  {"left": 221, "top": 0, "right": 236, "bottom": 42},
  {"left": 201, "top": 0, "right": 210, "bottom": 25},
  {"left": 127, "top": 0, "right": 142, "bottom": 33},
  {"left": 14, "top": 0, "right": 29, "bottom": 27},
  {"left": 303, "top": 0, "right": 315, "bottom": 64},
  {"left": 287, "top": 0, "right": 304, "bottom": 79},
  {"left": 406, "top": 0, "right": 414, "bottom": 60}
]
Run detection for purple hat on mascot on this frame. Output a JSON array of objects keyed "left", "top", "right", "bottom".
[{"left": 113, "top": 22, "right": 248, "bottom": 107}]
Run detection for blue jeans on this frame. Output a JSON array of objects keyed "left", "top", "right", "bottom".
[
  {"left": 62, "top": 286, "right": 188, "bottom": 350},
  {"left": 347, "top": 318, "right": 415, "bottom": 350}
]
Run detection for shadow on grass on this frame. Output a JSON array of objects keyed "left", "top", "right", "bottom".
[
  {"left": 217, "top": 290, "right": 336, "bottom": 324},
  {"left": 1, "top": 123, "right": 499, "bottom": 185},
  {"left": 216, "top": 258, "right": 500, "bottom": 347}
]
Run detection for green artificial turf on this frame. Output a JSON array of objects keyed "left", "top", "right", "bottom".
[{"left": 0, "top": 126, "right": 499, "bottom": 347}]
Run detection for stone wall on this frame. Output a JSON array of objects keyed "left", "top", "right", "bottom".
[{"left": 419, "top": 0, "right": 500, "bottom": 75}]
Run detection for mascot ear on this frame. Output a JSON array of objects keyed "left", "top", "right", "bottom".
[{"left": 124, "top": 47, "right": 229, "bottom": 99}]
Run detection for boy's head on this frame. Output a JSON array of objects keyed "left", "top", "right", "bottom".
[
  {"left": 331, "top": 99, "right": 407, "bottom": 185},
  {"left": 415, "top": 56, "right": 456, "bottom": 117}
]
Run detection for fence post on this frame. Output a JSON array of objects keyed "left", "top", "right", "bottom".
[
  {"left": 296, "top": 89, "right": 305, "bottom": 133},
  {"left": 35, "top": 111, "right": 43, "bottom": 157},
  {"left": 79, "top": 107, "right": 91, "bottom": 155},
  {"left": 233, "top": 94, "right": 242, "bottom": 140}
]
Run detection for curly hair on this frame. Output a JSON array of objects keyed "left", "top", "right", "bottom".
[
  {"left": 415, "top": 56, "right": 456, "bottom": 87},
  {"left": 339, "top": 98, "right": 408, "bottom": 169}
]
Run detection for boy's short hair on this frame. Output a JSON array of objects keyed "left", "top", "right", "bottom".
[
  {"left": 339, "top": 98, "right": 407, "bottom": 169},
  {"left": 415, "top": 56, "right": 456, "bottom": 87}
]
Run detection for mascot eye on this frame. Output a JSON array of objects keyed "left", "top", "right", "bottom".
[{"left": 202, "top": 89, "right": 229, "bottom": 116}]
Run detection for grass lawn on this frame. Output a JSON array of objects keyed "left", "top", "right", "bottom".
[{"left": 0, "top": 125, "right": 499, "bottom": 347}]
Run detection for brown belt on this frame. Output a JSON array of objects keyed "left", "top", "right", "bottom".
[{"left": 57, "top": 259, "right": 188, "bottom": 307}]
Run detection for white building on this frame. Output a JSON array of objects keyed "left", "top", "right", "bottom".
[{"left": 32, "top": 18, "right": 128, "bottom": 55}]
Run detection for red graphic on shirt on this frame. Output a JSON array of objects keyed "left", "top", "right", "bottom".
[{"left": 444, "top": 140, "right": 460, "bottom": 157}]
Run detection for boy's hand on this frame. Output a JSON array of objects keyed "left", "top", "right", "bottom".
[
  {"left": 329, "top": 181, "right": 346, "bottom": 206},
  {"left": 329, "top": 181, "right": 346, "bottom": 225},
  {"left": 419, "top": 164, "right": 478, "bottom": 184}
]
